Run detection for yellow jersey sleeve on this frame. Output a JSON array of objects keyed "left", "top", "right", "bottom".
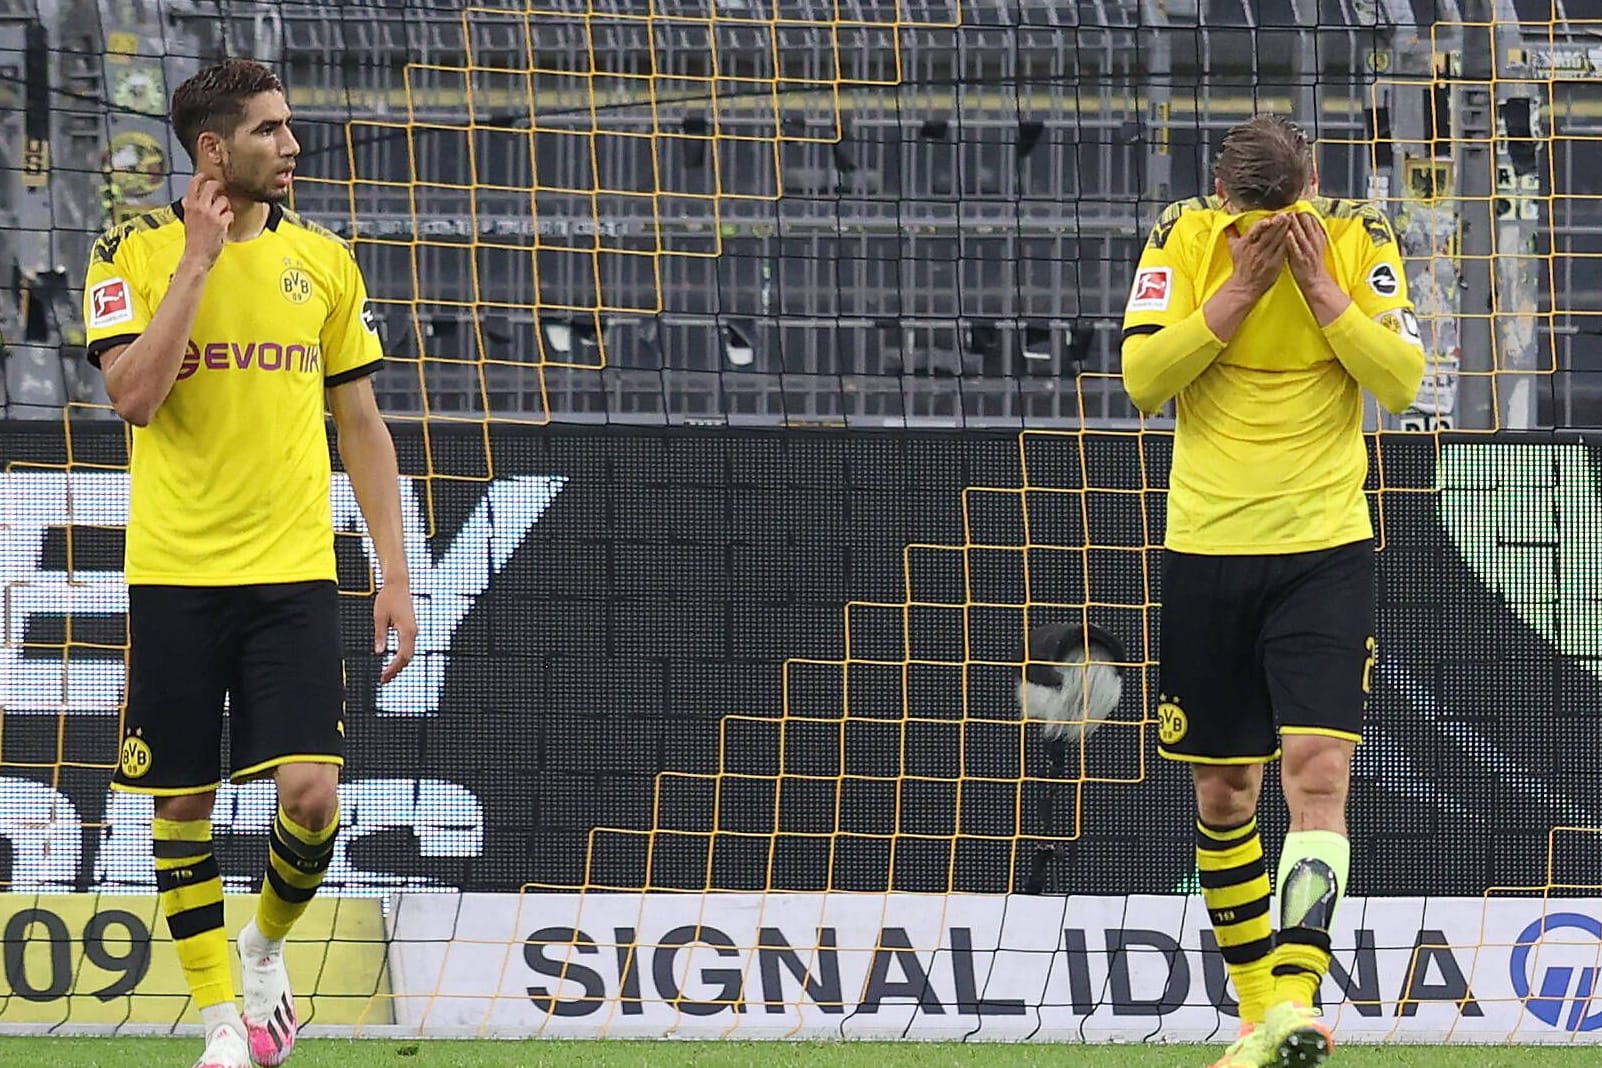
[
  {"left": 1318, "top": 201, "right": 1427, "bottom": 413},
  {"left": 82, "top": 229, "right": 155, "bottom": 367},
  {"left": 1342, "top": 203, "right": 1414, "bottom": 315},
  {"left": 1121, "top": 199, "right": 1202, "bottom": 336},
  {"left": 321, "top": 244, "right": 385, "bottom": 386}
]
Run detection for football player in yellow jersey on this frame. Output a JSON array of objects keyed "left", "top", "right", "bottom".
[
  {"left": 1120, "top": 116, "right": 1425, "bottom": 1068},
  {"left": 82, "top": 60, "right": 417, "bottom": 1068}
]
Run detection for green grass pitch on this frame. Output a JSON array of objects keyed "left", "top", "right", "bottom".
[{"left": 7, "top": 1040, "right": 1602, "bottom": 1067}]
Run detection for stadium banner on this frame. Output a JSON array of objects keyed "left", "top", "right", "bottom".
[
  {"left": 0, "top": 895, "right": 391, "bottom": 1025},
  {"left": 383, "top": 891, "right": 1602, "bottom": 1043},
  {"left": 1, "top": 422, "right": 1600, "bottom": 907}
]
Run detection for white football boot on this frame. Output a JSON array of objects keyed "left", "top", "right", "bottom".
[
  {"left": 193, "top": 1022, "right": 251, "bottom": 1068},
  {"left": 238, "top": 919, "right": 298, "bottom": 1066}
]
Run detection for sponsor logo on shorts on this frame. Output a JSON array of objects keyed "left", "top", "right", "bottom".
[
  {"left": 1157, "top": 698, "right": 1188, "bottom": 746},
  {"left": 89, "top": 278, "right": 135, "bottom": 328},
  {"left": 119, "top": 732, "right": 152, "bottom": 779},
  {"left": 1127, "top": 267, "right": 1173, "bottom": 312},
  {"left": 177, "top": 340, "right": 323, "bottom": 380}
]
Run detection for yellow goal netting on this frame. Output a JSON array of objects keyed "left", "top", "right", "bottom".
[{"left": 1, "top": 0, "right": 1600, "bottom": 1044}]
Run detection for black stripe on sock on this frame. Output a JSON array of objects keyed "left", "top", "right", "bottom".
[
  {"left": 270, "top": 826, "right": 336, "bottom": 871},
  {"left": 271, "top": 818, "right": 337, "bottom": 868},
  {"left": 1196, "top": 828, "right": 1260, "bottom": 853},
  {"left": 1208, "top": 895, "right": 1272, "bottom": 928},
  {"left": 1273, "top": 963, "right": 1324, "bottom": 978},
  {"left": 152, "top": 838, "right": 213, "bottom": 860},
  {"left": 1278, "top": 927, "right": 1333, "bottom": 951},
  {"left": 1198, "top": 819, "right": 1255, "bottom": 845},
  {"left": 166, "top": 901, "right": 224, "bottom": 942},
  {"left": 1198, "top": 859, "right": 1266, "bottom": 890},
  {"left": 265, "top": 865, "right": 318, "bottom": 904},
  {"left": 155, "top": 854, "right": 220, "bottom": 893},
  {"left": 1218, "top": 935, "right": 1276, "bottom": 966}
]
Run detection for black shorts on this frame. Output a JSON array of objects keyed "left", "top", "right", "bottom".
[
  {"left": 1156, "top": 540, "right": 1376, "bottom": 764},
  {"left": 115, "top": 581, "right": 346, "bottom": 794}
]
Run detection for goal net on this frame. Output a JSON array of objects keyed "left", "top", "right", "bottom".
[{"left": 2, "top": 0, "right": 1601, "bottom": 1044}]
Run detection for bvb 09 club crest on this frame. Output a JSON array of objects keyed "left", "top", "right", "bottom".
[
  {"left": 280, "top": 267, "right": 313, "bottom": 305},
  {"left": 119, "top": 733, "right": 152, "bottom": 779},
  {"left": 1157, "top": 699, "right": 1188, "bottom": 746}
]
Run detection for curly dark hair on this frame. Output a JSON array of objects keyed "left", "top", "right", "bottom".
[
  {"left": 1214, "top": 114, "right": 1315, "bottom": 210},
  {"left": 169, "top": 58, "right": 284, "bottom": 163}
]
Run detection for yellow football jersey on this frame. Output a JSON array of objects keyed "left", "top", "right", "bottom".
[
  {"left": 83, "top": 201, "right": 383, "bottom": 586},
  {"left": 1121, "top": 195, "right": 1422, "bottom": 555}
]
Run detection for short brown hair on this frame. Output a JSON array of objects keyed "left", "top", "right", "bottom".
[
  {"left": 170, "top": 59, "right": 284, "bottom": 162},
  {"left": 1214, "top": 115, "right": 1314, "bottom": 210}
]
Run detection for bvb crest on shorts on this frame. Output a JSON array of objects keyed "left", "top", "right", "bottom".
[
  {"left": 1157, "top": 698, "right": 1188, "bottom": 746},
  {"left": 120, "top": 732, "right": 153, "bottom": 779}
]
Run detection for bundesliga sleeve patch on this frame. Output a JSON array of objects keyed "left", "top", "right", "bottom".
[
  {"left": 1127, "top": 267, "right": 1173, "bottom": 312},
  {"left": 1366, "top": 262, "right": 1400, "bottom": 297},
  {"left": 89, "top": 277, "right": 135, "bottom": 328}
]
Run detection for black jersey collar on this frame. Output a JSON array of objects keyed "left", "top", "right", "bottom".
[{"left": 169, "top": 199, "right": 283, "bottom": 231}]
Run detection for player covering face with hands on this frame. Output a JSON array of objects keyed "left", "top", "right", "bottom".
[
  {"left": 82, "top": 59, "right": 417, "bottom": 1068},
  {"left": 1120, "top": 116, "right": 1426, "bottom": 1068}
]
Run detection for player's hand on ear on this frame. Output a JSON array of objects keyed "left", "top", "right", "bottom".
[
  {"left": 1285, "top": 212, "right": 1335, "bottom": 293},
  {"left": 373, "top": 581, "right": 418, "bottom": 684},
  {"left": 1225, "top": 212, "right": 1291, "bottom": 297},
  {"left": 180, "top": 173, "right": 232, "bottom": 268}
]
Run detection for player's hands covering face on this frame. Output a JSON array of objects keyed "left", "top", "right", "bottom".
[
  {"left": 1225, "top": 213, "right": 1291, "bottom": 297},
  {"left": 180, "top": 173, "right": 232, "bottom": 268},
  {"left": 1284, "top": 212, "right": 1335, "bottom": 293}
]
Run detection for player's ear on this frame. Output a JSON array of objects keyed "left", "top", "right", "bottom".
[
  {"left": 1213, "top": 176, "right": 1234, "bottom": 212},
  {"left": 195, "top": 130, "right": 223, "bottom": 167}
]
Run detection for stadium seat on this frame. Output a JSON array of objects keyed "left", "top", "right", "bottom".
[{"left": 3, "top": 344, "right": 68, "bottom": 418}]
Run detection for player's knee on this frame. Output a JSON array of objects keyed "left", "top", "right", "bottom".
[
  {"left": 153, "top": 791, "right": 216, "bottom": 824},
  {"left": 1192, "top": 764, "right": 1259, "bottom": 827},
  {"left": 1280, "top": 736, "right": 1353, "bottom": 807},
  {"left": 281, "top": 787, "right": 339, "bottom": 833},
  {"left": 277, "top": 773, "right": 340, "bottom": 833}
]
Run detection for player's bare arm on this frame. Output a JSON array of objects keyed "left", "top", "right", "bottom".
[
  {"left": 100, "top": 174, "right": 232, "bottom": 426},
  {"left": 1286, "top": 211, "right": 1424, "bottom": 412},
  {"left": 1206, "top": 212, "right": 1292, "bottom": 341},
  {"left": 328, "top": 375, "right": 418, "bottom": 683}
]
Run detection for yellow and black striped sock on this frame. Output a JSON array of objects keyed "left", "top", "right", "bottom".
[
  {"left": 1272, "top": 830, "right": 1351, "bottom": 1009},
  {"left": 153, "top": 817, "right": 234, "bottom": 1008},
  {"left": 256, "top": 806, "right": 339, "bottom": 942},
  {"left": 1197, "top": 816, "right": 1276, "bottom": 1026}
]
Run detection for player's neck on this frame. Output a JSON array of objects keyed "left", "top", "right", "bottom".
[{"left": 225, "top": 198, "right": 273, "bottom": 243}]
